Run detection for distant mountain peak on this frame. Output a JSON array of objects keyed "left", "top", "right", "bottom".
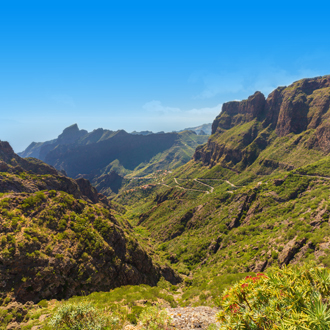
[{"left": 62, "top": 123, "right": 79, "bottom": 133}]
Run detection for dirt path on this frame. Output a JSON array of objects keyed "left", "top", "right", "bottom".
[
  {"left": 194, "top": 179, "right": 214, "bottom": 193},
  {"left": 174, "top": 178, "right": 210, "bottom": 194},
  {"left": 297, "top": 173, "right": 330, "bottom": 180},
  {"left": 196, "top": 178, "right": 237, "bottom": 188},
  {"left": 225, "top": 180, "right": 236, "bottom": 187},
  {"left": 167, "top": 306, "right": 219, "bottom": 329},
  {"left": 125, "top": 175, "right": 239, "bottom": 195}
]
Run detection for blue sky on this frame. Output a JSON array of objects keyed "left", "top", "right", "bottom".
[{"left": 1, "top": 0, "right": 330, "bottom": 152}]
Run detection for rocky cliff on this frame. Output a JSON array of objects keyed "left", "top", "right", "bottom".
[{"left": 194, "top": 75, "right": 330, "bottom": 172}]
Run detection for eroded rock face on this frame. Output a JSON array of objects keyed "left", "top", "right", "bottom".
[
  {"left": 76, "top": 178, "right": 99, "bottom": 203},
  {"left": 278, "top": 237, "right": 307, "bottom": 266},
  {"left": 194, "top": 75, "right": 330, "bottom": 170},
  {"left": 0, "top": 141, "right": 15, "bottom": 157},
  {"left": 211, "top": 92, "right": 266, "bottom": 134}
]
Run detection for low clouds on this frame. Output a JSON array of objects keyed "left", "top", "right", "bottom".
[
  {"left": 143, "top": 100, "right": 222, "bottom": 117},
  {"left": 143, "top": 101, "right": 181, "bottom": 114},
  {"left": 142, "top": 100, "right": 222, "bottom": 128},
  {"left": 190, "top": 66, "right": 321, "bottom": 100},
  {"left": 189, "top": 71, "right": 245, "bottom": 99}
]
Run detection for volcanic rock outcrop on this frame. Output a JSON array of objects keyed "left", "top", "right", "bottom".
[{"left": 194, "top": 75, "right": 330, "bottom": 171}]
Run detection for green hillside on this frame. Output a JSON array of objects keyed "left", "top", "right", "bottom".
[{"left": 4, "top": 75, "right": 330, "bottom": 329}]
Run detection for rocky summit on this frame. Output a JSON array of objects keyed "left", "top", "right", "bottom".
[
  {"left": 194, "top": 76, "right": 330, "bottom": 171},
  {"left": 195, "top": 75, "right": 330, "bottom": 171}
]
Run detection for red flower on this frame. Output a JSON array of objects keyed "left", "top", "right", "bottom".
[{"left": 229, "top": 304, "right": 239, "bottom": 313}]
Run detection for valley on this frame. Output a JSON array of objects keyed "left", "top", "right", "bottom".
[{"left": 2, "top": 75, "right": 330, "bottom": 329}]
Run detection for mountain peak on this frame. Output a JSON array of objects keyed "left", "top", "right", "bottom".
[
  {"left": 0, "top": 141, "right": 14, "bottom": 157},
  {"left": 61, "top": 123, "right": 80, "bottom": 135},
  {"left": 57, "top": 124, "right": 88, "bottom": 144}
]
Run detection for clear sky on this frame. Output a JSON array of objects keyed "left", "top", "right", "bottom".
[{"left": 1, "top": 0, "right": 330, "bottom": 152}]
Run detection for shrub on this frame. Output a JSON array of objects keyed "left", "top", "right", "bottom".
[
  {"left": 137, "top": 306, "right": 172, "bottom": 329},
  {"left": 217, "top": 263, "right": 330, "bottom": 329},
  {"left": 48, "top": 301, "right": 119, "bottom": 330}
]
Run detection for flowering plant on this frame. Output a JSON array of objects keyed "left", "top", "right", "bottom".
[{"left": 217, "top": 264, "right": 330, "bottom": 329}]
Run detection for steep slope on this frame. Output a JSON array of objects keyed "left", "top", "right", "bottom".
[
  {"left": 194, "top": 75, "right": 330, "bottom": 180},
  {"left": 113, "top": 75, "right": 330, "bottom": 285},
  {"left": 0, "top": 141, "right": 179, "bottom": 303}
]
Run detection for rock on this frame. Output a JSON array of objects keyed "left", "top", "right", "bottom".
[
  {"left": 167, "top": 306, "right": 219, "bottom": 330},
  {"left": 193, "top": 75, "right": 330, "bottom": 172},
  {"left": 6, "top": 322, "right": 20, "bottom": 330},
  {"left": 252, "top": 260, "right": 267, "bottom": 272},
  {"left": 0, "top": 161, "right": 9, "bottom": 172},
  {"left": 0, "top": 141, "right": 15, "bottom": 157},
  {"left": 211, "top": 91, "right": 266, "bottom": 134},
  {"left": 38, "top": 314, "right": 49, "bottom": 322},
  {"left": 160, "top": 265, "right": 182, "bottom": 285},
  {"left": 278, "top": 237, "right": 307, "bottom": 265},
  {"left": 208, "top": 236, "right": 222, "bottom": 254},
  {"left": 76, "top": 178, "right": 99, "bottom": 203},
  {"left": 273, "top": 179, "right": 284, "bottom": 186},
  {"left": 124, "top": 325, "right": 137, "bottom": 330}
]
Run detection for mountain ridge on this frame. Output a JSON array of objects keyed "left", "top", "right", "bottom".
[
  {"left": 18, "top": 127, "right": 209, "bottom": 195},
  {"left": 194, "top": 75, "right": 330, "bottom": 178}
]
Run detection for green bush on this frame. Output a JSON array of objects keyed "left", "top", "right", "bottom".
[
  {"left": 38, "top": 300, "right": 48, "bottom": 308},
  {"left": 48, "top": 301, "right": 119, "bottom": 330},
  {"left": 216, "top": 263, "right": 330, "bottom": 329},
  {"left": 137, "top": 306, "right": 172, "bottom": 330}
]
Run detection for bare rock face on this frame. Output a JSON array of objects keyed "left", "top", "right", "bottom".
[
  {"left": 211, "top": 91, "right": 266, "bottom": 134},
  {"left": 76, "top": 178, "right": 99, "bottom": 203},
  {"left": 194, "top": 75, "right": 330, "bottom": 170},
  {"left": 252, "top": 260, "right": 267, "bottom": 272},
  {"left": 0, "top": 141, "right": 15, "bottom": 159},
  {"left": 278, "top": 237, "right": 307, "bottom": 266}
]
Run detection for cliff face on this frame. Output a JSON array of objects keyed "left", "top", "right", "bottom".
[
  {"left": 195, "top": 75, "right": 330, "bottom": 171},
  {"left": 0, "top": 142, "right": 180, "bottom": 303}
]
